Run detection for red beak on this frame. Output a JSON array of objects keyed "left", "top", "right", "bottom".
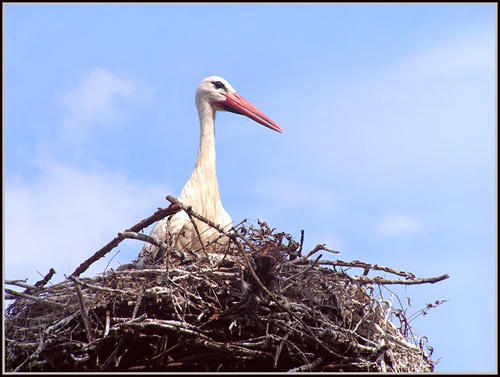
[{"left": 217, "top": 92, "right": 283, "bottom": 133}]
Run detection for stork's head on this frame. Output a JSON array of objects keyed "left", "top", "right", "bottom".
[{"left": 196, "top": 76, "right": 283, "bottom": 133}]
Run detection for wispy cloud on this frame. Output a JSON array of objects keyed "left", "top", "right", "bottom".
[
  {"left": 5, "top": 68, "right": 163, "bottom": 284},
  {"left": 59, "top": 67, "right": 151, "bottom": 145},
  {"left": 375, "top": 213, "right": 422, "bottom": 238},
  {"left": 402, "top": 27, "right": 495, "bottom": 79},
  {"left": 5, "top": 160, "right": 167, "bottom": 284},
  {"left": 290, "top": 26, "right": 495, "bottom": 199},
  {"left": 253, "top": 179, "right": 335, "bottom": 211}
]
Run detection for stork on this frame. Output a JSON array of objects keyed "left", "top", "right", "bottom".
[{"left": 138, "top": 76, "right": 283, "bottom": 264}]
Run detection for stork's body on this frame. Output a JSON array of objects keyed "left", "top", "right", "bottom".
[{"left": 138, "top": 76, "right": 282, "bottom": 262}]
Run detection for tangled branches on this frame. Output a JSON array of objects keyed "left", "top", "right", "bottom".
[{"left": 4, "top": 197, "right": 448, "bottom": 372}]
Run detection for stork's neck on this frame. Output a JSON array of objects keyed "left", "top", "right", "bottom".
[
  {"left": 179, "top": 102, "right": 222, "bottom": 213},
  {"left": 195, "top": 103, "right": 217, "bottom": 174}
]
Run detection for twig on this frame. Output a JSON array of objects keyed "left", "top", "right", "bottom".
[
  {"left": 293, "top": 259, "right": 417, "bottom": 279},
  {"left": 116, "top": 318, "right": 209, "bottom": 339},
  {"left": 119, "top": 231, "right": 185, "bottom": 260},
  {"left": 24, "top": 268, "right": 56, "bottom": 293},
  {"left": 5, "top": 280, "right": 39, "bottom": 291},
  {"left": 99, "top": 338, "right": 123, "bottom": 371},
  {"left": 298, "top": 229, "right": 305, "bottom": 257},
  {"left": 184, "top": 209, "right": 211, "bottom": 259},
  {"left": 167, "top": 196, "right": 260, "bottom": 256},
  {"left": 304, "top": 244, "right": 339, "bottom": 259},
  {"left": 274, "top": 331, "right": 291, "bottom": 368},
  {"left": 351, "top": 274, "right": 450, "bottom": 286},
  {"left": 131, "top": 284, "right": 145, "bottom": 320},
  {"left": 283, "top": 254, "right": 322, "bottom": 285},
  {"left": 288, "top": 356, "right": 323, "bottom": 372},
  {"left": 5, "top": 289, "right": 66, "bottom": 307},
  {"left": 407, "top": 299, "right": 449, "bottom": 323},
  {"left": 70, "top": 353, "right": 90, "bottom": 363},
  {"left": 195, "top": 338, "right": 273, "bottom": 359},
  {"left": 104, "top": 310, "right": 111, "bottom": 337},
  {"left": 45, "top": 312, "right": 80, "bottom": 335},
  {"left": 66, "top": 277, "right": 131, "bottom": 295},
  {"left": 166, "top": 196, "right": 230, "bottom": 237},
  {"left": 374, "top": 323, "right": 420, "bottom": 351},
  {"left": 148, "top": 342, "right": 184, "bottom": 364},
  {"left": 72, "top": 279, "right": 93, "bottom": 343},
  {"left": 13, "top": 332, "right": 45, "bottom": 372}
]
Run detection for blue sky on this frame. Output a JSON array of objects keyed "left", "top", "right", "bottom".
[{"left": 3, "top": 4, "right": 496, "bottom": 373}]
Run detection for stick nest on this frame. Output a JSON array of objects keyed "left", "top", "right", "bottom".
[{"left": 5, "top": 204, "right": 447, "bottom": 372}]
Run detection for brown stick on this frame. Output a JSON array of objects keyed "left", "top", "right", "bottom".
[
  {"left": 24, "top": 268, "right": 57, "bottom": 293},
  {"left": 293, "top": 259, "right": 417, "bottom": 279},
  {"left": 5, "top": 289, "right": 66, "bottom": 307},
  {"left": 352, "top": 274, "right": 450, "bottom": 286},
  {"left": 71, "top": 278, "right": 93, "bottom": 342}
]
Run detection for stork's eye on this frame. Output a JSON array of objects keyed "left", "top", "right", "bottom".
[{"left": 212, "top": 81, "right": 225, "bottom": 90}]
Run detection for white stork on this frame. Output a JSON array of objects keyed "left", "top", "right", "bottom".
[{"left": 138, "top": 76, "right": 282, "bottom": 263}]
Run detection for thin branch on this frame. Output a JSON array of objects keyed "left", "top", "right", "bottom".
[
  {"left": 304, "top": 244, "right": 339, "bottom": 259},
  {"left": 351, "top": 274, "right": 450, "bottom": 286},
  {"left": 119, "top": 231, "right": 185, "bottom": 260},
  {"left": 104, "top": 310, "right": 111, "bottom": 337},
  {"left": 45, "top": 312, "right": 80, "bottom": 335},
  {"left": 5, "top": 280, "right": 38, "bottom": 291},
  {"left": 131, "top": 284, "right": 145, "bottom": 320},
  {"left": 26, "top": 268, "right": 56, "bottom": 293},
  {"left": 166, "top": 196, "right": 229, "bottom": 236},
  {"left": 13, "top": 332, "right": 45, "bottom": 372},
  {"left": 184, "top": 209, "right": 210, "bottom": 259},
  {"left": 67, "top": 276, "right": 131, "bottom": 295},
  {"left": 166, "top": 195, "right": 260, "bottom": 254},
  {"left": 5, "top": 289, "right": 66, "bottom": 307},
  {"left": 293, "top": 259, "right": 418, "bottom": 279},
  {"left": 298, "top": 229, "right": 305, "bottom": 257},
  {"left": 288, "top": 356, "right": 323, "bottom": 372},
  {"left": 282, "top": 254, "right": 322, "bottom": 285},
  {"left": 274, "top": 331, "right": 291, "bottom": 368},
  {"left": 72, "top": 279, "right": 93, "bottom": 343}
]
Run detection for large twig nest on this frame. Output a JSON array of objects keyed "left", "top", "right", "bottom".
[{"left": 5, "top": 199, "right": 447, "bottom": 372}]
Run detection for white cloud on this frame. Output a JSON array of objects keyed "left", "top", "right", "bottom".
[
  {"left": 376, "top": 213, "right": 422, "bottom": 238},
  {"left": 5, "top": 160, "right": 168, "bottom": 284},
  {"left": 253, "top": 179, "right": 335, "bottom": 211},
  {"left": 294, "top": 26, "right": 495, "bottom": 197},
  {"left": 4, "top": 67, "right": 165, "bottom": 285},
  {"left": 403, "top": 27, "right": 495, "bottom": 79},
  {"left": 59, "top": 67, "right": 151, "bottom": 144}
]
